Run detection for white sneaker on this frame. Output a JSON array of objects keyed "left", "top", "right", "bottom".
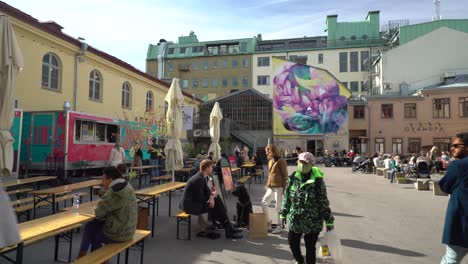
[{"left": 271, "top": 226, "right": 282, "bottom": 234}]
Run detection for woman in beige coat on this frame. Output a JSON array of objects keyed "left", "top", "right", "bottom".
[{"left": 262, "top": 143, "right": 288, "bottom": 234}]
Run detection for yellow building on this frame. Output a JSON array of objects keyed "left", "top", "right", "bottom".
[{"left": 1, "top": 2, "right": 199, "bottom": 130}]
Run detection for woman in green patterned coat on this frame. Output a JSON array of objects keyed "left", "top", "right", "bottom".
[{"left": 280, "top": 152, "right": 334, "bottom": 264}]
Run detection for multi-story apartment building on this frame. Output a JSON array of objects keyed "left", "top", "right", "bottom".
[
  {"left": 349, "top": 82, "right": 468, "bottom": 155},
  {"left": 253, "top": 11, "right": 382, "bottom": 97},
  {"left": 349, "top": 19, "right": 468, "bottom": 155},
  {"left": 146, "top": 32, "right": 259, "bottom": 100},
  {"left": 372, "top": 20, "right": 468, "bottom": 95}
]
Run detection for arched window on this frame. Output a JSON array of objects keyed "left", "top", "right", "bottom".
[
  {"left": 42, "top": 53, "right": 61, "bottom": 90},
  {"left": 89, "top": 70, "right": 102, "bottom": 101},
  {"left": 146, "top": 91, "right": 153, "bottom": 112},
  {"left": 122, "top": 82, "right": 131, "bottom": 108}
]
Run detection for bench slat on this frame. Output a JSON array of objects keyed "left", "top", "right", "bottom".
[
  {"left": 73, "top": 230, "right": 151, "bottom": 264},
  {"left": 237, "top": 176, "right": 252, "bottom": 184},
  {"left": 15, "top": 192, "right": 86, "bottom": 213},
  {"left": 176, "top": 211, "right": 190, "bottom": 218},
  {"left": 6, "top": 188, "right": 34, "bottom": 196}
]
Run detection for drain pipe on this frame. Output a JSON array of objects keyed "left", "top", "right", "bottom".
[{"left": 74, "top": 38, "right": 88, "bottom": 111}]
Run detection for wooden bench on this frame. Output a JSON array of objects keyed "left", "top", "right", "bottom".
[
  {"left": 252, "top": 169, "right": 264, "bottom": 184},
  {"left": 15, "top": 192, "right": 87, "bottom": 221},
  {"left": 73, "top": 229, "right": 151, "bottom": 264},
  {"left": 176, "top": 211, "right": 191, "bottom": 240},
  {"left": 429, "top": 181, "right": 448, "bottom": 196},
  {"left": 237, "top": 175, "right": 252, "bottom": 189},
  {"left": 376, "top": 168, "right": 386, "bottom": 176},
  {"left": 6, "top": 188, "right": 34, "bottom": 199},
  {"left": 151, "top": 175, "right": 172, "bottom": 185}
]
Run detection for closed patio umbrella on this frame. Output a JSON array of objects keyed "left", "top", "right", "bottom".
[
  {"left": 208, "top": 102, "right": 223, "bottom": 163},
  {"left": 164, "top": 78, "right": 184, "bottom": 181},
  {"left": 0, "top": 14, "right": 22, "bottom": 250},
  {"left": 0, "top": 15, "right": 23, "bottom": 177}
]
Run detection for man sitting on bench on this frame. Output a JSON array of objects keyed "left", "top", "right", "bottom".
[
  {"left": 180, "top": 159, "right": 243, "bottom": 239},
  {"left": 77, "top": 167, "right": 138, "bottom": 258}
]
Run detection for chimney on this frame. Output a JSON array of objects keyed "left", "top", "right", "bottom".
[{"left": 41, "top": 21, "right": 64, "bottom": 33}]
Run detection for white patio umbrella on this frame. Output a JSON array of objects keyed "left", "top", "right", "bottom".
[
  {"left": 164, "top": 78, "right": 184, "bottom": 182},
  {"left": 0, "top": 15, "right": 23, "bottom": 177},
  {"left": 0, "top": 16, "right": 23, "bottom": 248},
  {"left": 208, "top": 102, "right": 223, "bottom": 162}
]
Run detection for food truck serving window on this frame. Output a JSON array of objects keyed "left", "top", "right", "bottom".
[{"left": 75, "top": 119, "right": 119, "bottom": 144}]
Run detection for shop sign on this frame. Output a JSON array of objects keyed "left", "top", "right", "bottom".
[{"left": 403, "top": 122, "right": 444, "bottom": 133}]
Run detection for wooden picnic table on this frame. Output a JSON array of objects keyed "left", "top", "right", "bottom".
[
  {"left": 176, "top": 167, "right": 194, "bottom": 181},
  {"left": 1, "top": 176, "right": 57, "bottom": 189},
  {"left": 135, "top": 182, "right": 187, "bottom": 237},
  {"left": 132, "top": 165, "right": 160, "bottom": 189},
  {"left": 240, "top": 163, "right": 256, "bottom": 177},
  {"left": 0, "top": 208, "right": 95, "bottom": 263},
  {"left": 31, "top": 180, "right": 101, "bottom": 217}
]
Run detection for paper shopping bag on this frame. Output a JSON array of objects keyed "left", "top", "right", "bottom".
[{"left": 248, "top": 213, "right": 268, "bottom": 239}]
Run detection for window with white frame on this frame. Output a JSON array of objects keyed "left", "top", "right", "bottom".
[
  {"left": 89, "top": 70, "right": 102, "bottom": 101},
  {"left": 257, "top": 76, "right": 270, "bottom": 85},
  {"left": 121, "top": 82, "right": 131, "bottom": 108},
  {"left": 182, "top": 79, "right": 189, "bottom": 89},
  {"left": 146, "top": 91, "right": 153, "bottom": 111},
  {"left": 42, "top": 53, "right": 60, "bottom": 90},
  {"left": 257, "top": 57, "right": 270, "bottom": 67},
  {"left": 375, "top": 138, "right": 384, "bottom": 153},
  {"left": 232, "top": 76, "right": 238, "bottom": 87},
  {"left": 242, "top": 58, "right": 249, "bottom": 68},
  {"left": 392, "top": 138, "right": 402, "bottom": 154},
  {"left": 74, "top": 119, "right": 119, "bottom": 144}
]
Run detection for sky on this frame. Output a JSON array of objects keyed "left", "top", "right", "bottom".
[{"left": 7, "top": 0, "right": 468, "bottom": 71}]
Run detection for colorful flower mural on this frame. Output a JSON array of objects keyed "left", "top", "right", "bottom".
[{"left": 272, "top": 58, "right": 351, "bottom": 135}]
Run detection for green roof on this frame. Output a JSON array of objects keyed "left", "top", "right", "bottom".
[
  {"left": 147, "top": 33, "right": 259, "bottom": 60},
  {"left": 399, "top": 19, "right": 468, "bottom": 45},
  {"left": 326, "top": 11, "right": 380, "bottom": 43}
]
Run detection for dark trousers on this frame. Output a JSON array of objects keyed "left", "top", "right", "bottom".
[
  {"left": 79, "top": 220, "right": 116, "bottom": 252},
  {"left": 209, "top": 196, "right": 229, "bottom": 224},
  {"left": 288, "top": 231, "right": 320, "bottom": 264}
]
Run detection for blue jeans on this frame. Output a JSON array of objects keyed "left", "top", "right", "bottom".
[
  {"left": 149, "top": 158, "right": 160, "bottom": 177},
  {"left": 79, "top": 220, "right": 116, "bottom": 252},
  {"left": 441, "top": 245, "right": 468, "bottom": 264},
  {"left": 390, "top": 169, "right": 396, "bottom": 183}
]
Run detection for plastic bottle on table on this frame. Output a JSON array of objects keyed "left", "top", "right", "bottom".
[{"left": 72, "top": 193, "right": 80, "bottom": 214}]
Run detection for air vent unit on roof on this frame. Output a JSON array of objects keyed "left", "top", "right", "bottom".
[{"left": 444, "top": 72, "right": 456, "bottom": 78}]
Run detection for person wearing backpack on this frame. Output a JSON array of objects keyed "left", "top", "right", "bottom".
[
  {"left": 280, "top": 152, "right": 334, "bottom": 264},
  {"left": 439, "top": 132, "right": 468, "bottom": 263}
]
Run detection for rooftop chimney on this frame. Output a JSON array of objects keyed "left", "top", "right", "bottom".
[{"left": 41, "top": 21, "right": 63, "bottom": 33}]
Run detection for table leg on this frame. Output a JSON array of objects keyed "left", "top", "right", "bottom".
[
  {"left": 16, "top": 242, "right": 24, "bottom": 264},
  {"left": 151, "top": 196, "right": 155, "bottom": 238},
  {"left": 52, "top": 195, "right": 56, "bottom": 214},
  {"left": 168, "top": 190, "right": 172, "bottom": 217},
  {"left": 33, "top": 195, "right": 37, "bottom": 219},
  {"left": 138, "top": 171, "right": 142, "bottom": 189},
  {"left": 89, "top": 186, "right": 93, "bottom": 201}
]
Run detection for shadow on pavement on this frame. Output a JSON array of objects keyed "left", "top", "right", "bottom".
[
  {"left": 332, "top": 212, "right": 363, "bottom": 218},
  {"left": 341, "top": 239, "right": 426, "bottom": 257}
]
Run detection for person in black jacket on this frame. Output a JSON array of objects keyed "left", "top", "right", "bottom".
[{"left": 180, "top": 159, "right": 242, "bottom": 239}]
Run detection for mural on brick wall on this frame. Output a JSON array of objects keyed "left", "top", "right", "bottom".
[{"left": 272, "top": 57, "right": 351, "bottom": 135}]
